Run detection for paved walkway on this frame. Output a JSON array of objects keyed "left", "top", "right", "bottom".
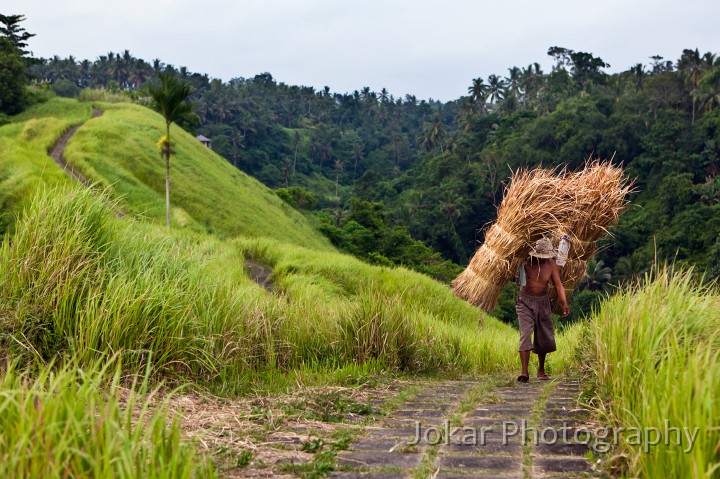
[{"left": 330, "top": 378, "right": 595, "bottom": 478}]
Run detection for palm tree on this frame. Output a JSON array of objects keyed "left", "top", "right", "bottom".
[
  {"left": 520, "top": 63, "right": 544, "bottom": 108},
  {"left": 615, "top": 255, "right": 646, "bottom": 283},
  {"left": 379, "top": 88, "right": 390, "bottom": 104},
  {"left": 422, "top": 115, "right": 445, "bottom": 153},
  {"left": 351, "top": 139, "right": 364, "bottom": 180},
  {"left": 291, "top": 131, "right": 301, "bottom": 177},
  {"left": 679, "top": 49, "right": 706, "bottom": 123},
  {"left": 333, "top": 159, "right": 343, "bottom": 204},
  {"left": 629, "top": 63, "right": 646, "bottom": 92},
  {"left": 579, "top": 260, "right": 612, "bottom": 291},
  {"left": 281, "top": 158, "right": 292, "bottom": 188},
  {"left": 699, "top": 67, "right": 720, "bottom": 114},
  {"left": 146, "top": 72, "right": 194, "bottom": 228},
  {"left": 487, "top": 74, "right": 506, "bottom": 104},
  {"left": 458, "top": 97, "right": 475, "bottom": 133},
  {"left": 506, "top": 67, "right": 522, "bottom": 97},
  {"left": 468, "top": 77, "right": 489, "bottom": 111}
]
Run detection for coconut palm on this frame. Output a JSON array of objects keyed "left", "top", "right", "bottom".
[
  {"left": 351, "top": 138, "right": 364, "bottom": 180},
  {"left": 520, "top": 63, "right": 544, "bottom": 108},
  {"left": 505, "top": 67, "right": 522, "bottom": 97},
  {"left": 333, "top": 159, "right": 344, "bottom": 203},
  {"left": 615, "top": 255, "right": 646, "bottom": 283},
  {"left": 291, "top": 131, "right": 301, "bottom": 177},
  {"left": 468, "top": 77, "right": 489, "bottom": 107},
  {"left": 487, "top": 74, "right": 506, "bottom": 104},
  {"left": 679, "top": 49, "right": 706, "bottom": 123},
  {"left": 699, "top": 67, "right": 720, "bottom": 113},
  {"left": 422, "top": 115, "right": 445, "bottom": 153},
  {"left": 146, "top": 72, "right": 194, "bottom": 228}
]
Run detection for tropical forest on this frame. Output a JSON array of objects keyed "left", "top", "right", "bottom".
[{"left": 0, "top": 10, "right": 719, "bottom": 479}]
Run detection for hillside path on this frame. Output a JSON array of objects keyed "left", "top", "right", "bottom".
[
  {"left": 49, "top": 107, "right": 103, "bottom": 186},
  {"left": 330, "top": 378, "right": 596, "bottom": 479}
]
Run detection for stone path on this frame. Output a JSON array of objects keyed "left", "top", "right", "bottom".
[{"left": 331, "top": 378, "right": 595, "bottom": 478}]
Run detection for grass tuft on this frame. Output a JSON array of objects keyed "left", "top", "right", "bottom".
[
  {"left": 0, "top": 358, "right": 215, "bottom": 478},
  {"left": 589, "top": 267, "right": 720, "bottom": 478}
]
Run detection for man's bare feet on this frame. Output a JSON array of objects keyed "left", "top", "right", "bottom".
[{"left": 537, "top": 372, "right": 550, "bottom": 381}]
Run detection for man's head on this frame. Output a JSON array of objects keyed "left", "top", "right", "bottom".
[{"left": 529, "top": 238, "right": 556, "bottom": 262}]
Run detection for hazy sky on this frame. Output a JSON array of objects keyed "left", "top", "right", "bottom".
[{"left": 8, "top": 0, "right": 720, "bottom": 101}]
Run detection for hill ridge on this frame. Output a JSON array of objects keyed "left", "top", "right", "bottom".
[{"left": 55, "top": 99, "right": 334, "bottom": 250}]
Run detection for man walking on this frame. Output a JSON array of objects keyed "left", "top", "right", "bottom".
[{"left": 516, "top": 238, "right": 570, "bottom": 383}]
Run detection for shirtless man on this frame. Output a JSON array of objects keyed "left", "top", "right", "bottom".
[{"left": 516, "top": 238, "right": 570, "bottom": 383}]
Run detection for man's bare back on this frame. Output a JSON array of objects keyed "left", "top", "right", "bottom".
[{"left": 521, "top": 258, "right": 570, "bottom": 316}]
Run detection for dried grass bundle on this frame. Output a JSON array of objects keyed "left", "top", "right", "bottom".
[
  {"left": 452, "top": 168, "right": 585, "bottom": 312},
  {"left": 450, "top": 266, "right": 512, "bottom": 312},
  {"left": 561, "top": 160, "right": 633, "bottom": 243},
  {"left": 549, "top": 159, "right": 633, "bottom": 313}
]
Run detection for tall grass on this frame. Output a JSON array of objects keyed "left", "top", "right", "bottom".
[
  {"left": 78, "top": 88, "right": 132, "bottom": 103},
  {"left": 0, "top": 358, "right": 215, "bottom": 478},
  {"left": 1, "top": 185, "right": 580, "bottom": 392},
  {"left": 589, "top": 268, "right": 720, "bottom": 478},
  {"left": 0, "top": 187, "right": 236, "bottom": 377},
  {"left": 230, "top": 235, "right": 581, "bottom": 381}
]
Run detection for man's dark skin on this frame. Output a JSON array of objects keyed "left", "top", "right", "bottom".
[{"left": 519, "top": 257, "right": 570, "bottom": 380}]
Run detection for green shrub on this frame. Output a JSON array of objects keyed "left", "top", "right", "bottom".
[
  {"left": 51, "top": 79, "right": 81, "bottom": 98},
  {"left": 276, "top": 186, "right": 318, "bottom": 209}
]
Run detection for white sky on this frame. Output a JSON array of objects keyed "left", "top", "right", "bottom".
[{"left": 7, "top": 0, "right": 720, "bottom": 101}]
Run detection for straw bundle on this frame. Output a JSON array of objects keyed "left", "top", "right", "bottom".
[
  {"left": 452, "top": 168, "right": 587, "bottom": 312},
  {"left": 451, "top": 245, "right": 524, "bottom": 311},
  {"left": 550, "top": 160, "right": 633, "bottom": 313},
  {"left": 561, "top": 161, "right": 632, "bottom": 243}
]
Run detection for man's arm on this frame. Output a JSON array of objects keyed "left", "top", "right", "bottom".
[{"left": 550, "top": 261, "right": 570, "bottom": 317}]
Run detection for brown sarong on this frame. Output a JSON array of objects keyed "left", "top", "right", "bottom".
[{"left": 517, "top": 291, "right": 556, "bottom": 354}]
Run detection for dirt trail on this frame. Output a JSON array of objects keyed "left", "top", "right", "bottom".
[
  {"left": 245, "top": 259, "right": 274, "bottom": 291},
  {"left": 49, "top": 107, "right": 103, "bottom": 186}
]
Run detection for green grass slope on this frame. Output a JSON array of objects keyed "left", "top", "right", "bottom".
[
  {"left": 2, "top": 98, "right": 332, "bottom": 250},
  {"left": 0, "top": 99, "right": 92, "bottom": 233}
]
